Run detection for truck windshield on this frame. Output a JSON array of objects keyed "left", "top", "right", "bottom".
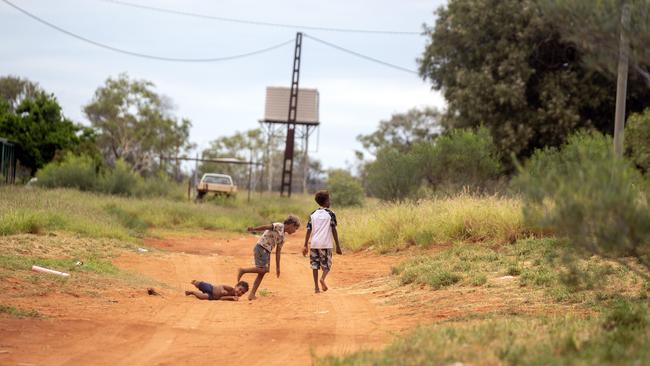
[{"left": 203, "top": 176, "right": 231, "bottom": 185}]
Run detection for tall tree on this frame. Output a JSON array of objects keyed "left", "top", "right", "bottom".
[
  {"left": 84, "top": 73, "right": 193, "bottom": 175},
  {"left": 541, "top": 0, "right": 650, "bottom": 156},
  {"left": 418, "top": 0, "right": 650, "bottom": 162},
  {"left": 542, "top": 0, "right": 650, "bottom": 87},
  {"left": 200, "top": 129, "right": 265, "bottom": 186},
  {"left": 201, "top": 128, "right": 324, "bottom": 192},
  {"left": 357, "top": 107, "right": 441, "bottom": 158},
  {"left": 0, "top": 91, "right": 90, "bottom": 175},
  {"left": 0, "top": 75, "right": 40, "bottom": 112}
]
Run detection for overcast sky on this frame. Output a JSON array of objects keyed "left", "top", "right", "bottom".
[{"left": 1, "top": 0, "right": 447, "bottom": 169}]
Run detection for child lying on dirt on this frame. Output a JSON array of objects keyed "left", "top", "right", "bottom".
[{"left": 185, "top": 280, "right": 249, "bottom": 301}]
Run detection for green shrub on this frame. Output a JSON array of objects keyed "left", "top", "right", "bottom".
[
  {"left": 413, "top": 126, "right": 501, "bottom": 192},
  {"left": 35, "top": 154, "right": 184, "bottom": 199},
  {"left": 99, "top": 159, "right": 140, "bottom": 196},
  {"left": 327, "top": 169, "right": 364, "bottom": 207},
  {"left": 513, "top": 131, "right": 650, "bottom": 271},
  {"left": 365, "top": 148, "right": 420, "bottom": 201},
  {"left": 36, "top": 153, "right": 98, "bottom": 191},
  {"left": 136, "top": 173, "right": 181, "bottom": 199},
  {"left": 626, "top": 108, "right": 650, "bottom": 173}
]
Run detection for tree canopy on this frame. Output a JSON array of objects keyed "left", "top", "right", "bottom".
[
  {"left": 418, "top": 0, "right": 650, "bottom": 163},
  {"left": 541, "top": 0, "right": 650, "bottom": 87},
  {"left": 0, "top": 75, "right": 40, "bottom": 112},
  {"left": 84, "top": 73, "right": 194, "bottom": 176},
  {"left": 0, "top": 77, "right": 94, "bottom": 175},
  {"left": 357, "top": 107, "right": 440, "bottom": 158}
]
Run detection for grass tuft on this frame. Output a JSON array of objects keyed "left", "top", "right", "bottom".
[{"left": 0, "top": 304, "right": 40, "bottom": 318}]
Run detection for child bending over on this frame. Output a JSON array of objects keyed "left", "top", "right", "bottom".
[{"left": 237, "top": 214, "right": 300, "bottom": 300}]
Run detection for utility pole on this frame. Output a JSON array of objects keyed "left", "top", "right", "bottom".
[
  {"left": 280, "top": 32, "right": 302, "bottom": 197},
  {"left": 302, "top": 126, "right": 309, "bottom": 194},
  {"left": 614, "top": 1, "right": 631, "bottom": 158},
  {"left": 247, "top": 150, "right": 253, "bottom": 203}
]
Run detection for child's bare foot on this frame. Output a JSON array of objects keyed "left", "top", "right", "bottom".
[
  {"left": 315, "top": 288, "right": 320, "bottom": 294},
  {"left": 237, "top": 268, "right": 244, "bottom": 282},
  {"left": 320, "top": 279, "right": 328, "bottom": 292},
  {"left": 248, "top": 294, "right": 257, "bottom": 301},
  {"left": 184, "top": 290, "right": 192, "bottom": 296},
  {"left": 191, "top": 280, "right": 198, "bottom": 285}
]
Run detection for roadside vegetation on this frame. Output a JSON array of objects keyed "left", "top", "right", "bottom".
[
  {"left": 338, "top": 194, "right": 525, "bottom": 252},
  {"left": 0, "top": 186, "right": 314, "bottom": 239},
  {"left": 319, "top": 299, "right": 650, "bottom": 366}
]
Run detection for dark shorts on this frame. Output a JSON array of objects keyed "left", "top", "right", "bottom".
[
  {"left": 254, "top": 244, "right": 270, "bottom": 269},
  {"left": 310, "top": 248, "right": 332, "bottom": 271},
  {"left": 197, "top": 281, "right": 215, "bottom": 300}
]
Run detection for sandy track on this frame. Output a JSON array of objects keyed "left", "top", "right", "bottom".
[{"left": 0, "top": 230, "right": 412, "bottom": 366}]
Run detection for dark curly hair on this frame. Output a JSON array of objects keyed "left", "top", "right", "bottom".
[
  {"left": 236, "top": 281, "right": 249, "bottom": 292},
  {"left": 315, "top": 190, "right": 330, "bottom": 206}
]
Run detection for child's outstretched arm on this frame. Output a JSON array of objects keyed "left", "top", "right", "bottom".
[
  {"left": 302, "top": 228, "right": 312, "bottom": 256},
  {"left": 219, "top": 296, "right": 239, "bottom": 301},
  {"left": 332, "top": 226, "right": 342, "bottom": 255},
  {"left": 247, "top": 224, "right": 273, "bottom": 232}
]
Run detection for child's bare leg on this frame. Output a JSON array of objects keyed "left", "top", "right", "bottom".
[
  {"left": 313, "top": 269, "right": 320, "bottom": 293},
  {"left": 238, "top": 267, "right": 267, "bottom": 281},
  {"left": 248, "top": 272, "right": 267, "bottom": 300},
  {"left": 320, "top": 270, "right": 330, "bottom": 292},
  {"left": 185, "top": 290, "right": 209, "bottom": 300}
]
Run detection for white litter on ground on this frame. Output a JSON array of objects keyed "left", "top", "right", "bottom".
[{"left": 31, "top": 265, "right": 70, "bottom": 277}]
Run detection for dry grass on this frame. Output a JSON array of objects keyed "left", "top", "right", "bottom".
[
  {"left": 338, "top": 193, "right": 527, "bottom": 252},
  {"left": 0, "top": 186, "right": 315, "bottom": 239}
]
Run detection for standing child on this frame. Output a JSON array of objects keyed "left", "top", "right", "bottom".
[
  {"left": 302, "top": 190, "right": 342, "bottom": 293},
  {"left": 237, "top": 215, "right": 300, "bottom": 300}
]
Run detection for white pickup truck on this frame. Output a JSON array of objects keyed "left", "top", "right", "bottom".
[{"left": 196, "top": 173, "right": 237, "bottom": 200}]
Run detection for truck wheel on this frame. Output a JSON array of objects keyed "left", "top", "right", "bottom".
[{"left": 195, "top": 191, "right": 206, "bottom": 202}]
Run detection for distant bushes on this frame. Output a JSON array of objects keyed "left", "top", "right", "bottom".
[
  {"left": 513, "top": 131, "right": 650, "bottom": 271},
  {"left": 36, "top": 154, "right": 98, "bottom": 191},
  {"left": 365, "top": 148, "right": 420, "bottom": 202},
  {"left": 414, "top": 127, "right": 502, "bottom": 192},
  {"left": 364, "top": 127, "right": 501, "bottom": 201},
  {"left": 327, "top": 169, "right": 364, "bottom": 207},
  {"left": 99, "top": 159, "right": 140, "bottom": 195},
  {"left": 36, "top": 153, "right": 178, "bottom": 198}
]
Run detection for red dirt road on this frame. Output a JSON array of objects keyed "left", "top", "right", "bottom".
[{"left": 0, "top": 231, "right": 417, "bottom": 366}]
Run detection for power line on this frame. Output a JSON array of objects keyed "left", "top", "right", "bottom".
[
  {"left": 2, "top": 0, "right": 422, "bottom": 73},
  {"left": 1, "top": 0, "right": 294, "bottom": 62},
  {"left": 100, "top": 0, "right": 421, "bottom": 35},
  {"left": 303, "top": 34, "right": 420, "bottom": 75}
]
